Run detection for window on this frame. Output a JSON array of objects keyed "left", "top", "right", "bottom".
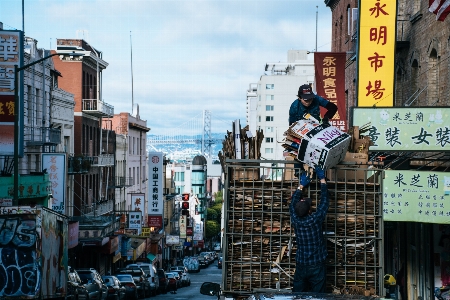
[
  {"left": 265, "top": 148, "right": 274, "bottom": 154},
  {"left": 175, "top": 172, "right": 185, "bottom": 181},
  {"left": 265, "top": 116, "right": 274, "bottom": 121},
  {"left": 266, "top": 137, "right": 273, "bottom": 143},
  {"left": 266, "top": 126, "right": 274, "bottom": 133},
  {"left": 266, "top": 95, "right": 274, "bottom": 101},
  {"left": 266, "top": 105, "right": 274, "bottom": 111},
  {"left": 265, "top": 84, "right": 274, "bottom": 90},
  {"left": 258, "top": 116, "right": 261, "bottom": 122}
]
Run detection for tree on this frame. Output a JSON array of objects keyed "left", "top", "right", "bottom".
[
  {"left": 207, "top": 208, "right": 218, "bottom": 222},
  {"left": 205, "top": 220, "right": 220, "bottom": 240}
]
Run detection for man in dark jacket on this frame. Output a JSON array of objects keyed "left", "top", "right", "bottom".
[
  {"left": 289, "top": 84, "right": 338, "bottom": 177},
  {"left": 289, "top": 84, "right": 337, "bottom": 125},
  {"left": 290, "top": 166, "right": 328, "bottom": 292}
]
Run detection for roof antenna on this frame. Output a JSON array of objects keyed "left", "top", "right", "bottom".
[{"left": 130, "top": 31, "right": 134, "bottom": 116}]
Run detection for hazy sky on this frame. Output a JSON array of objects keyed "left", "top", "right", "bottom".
[{"left": 1, "top": 0, "right": 332, "bottom": 135}]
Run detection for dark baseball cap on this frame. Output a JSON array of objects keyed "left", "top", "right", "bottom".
[
  {"left": 295, "top": 197, "right": 312, "bottom": 217},
  {"left": 297, "top": 84, "right": 315, "bottom": 100}
]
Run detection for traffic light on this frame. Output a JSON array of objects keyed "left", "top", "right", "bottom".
[
  {"left": 182, "top": 193, "right": 189, "bottom": 201},
  {"left": 182, "top": 202, "right": 189, "bottom": 210}
]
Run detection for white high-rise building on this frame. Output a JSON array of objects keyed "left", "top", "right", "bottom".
[{"left": 248, "top": 50, "right": 315, "bottom": 161}]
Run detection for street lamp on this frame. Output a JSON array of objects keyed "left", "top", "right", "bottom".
[{"left": 13, "top": 51, "right": 83, "bottom": 206}]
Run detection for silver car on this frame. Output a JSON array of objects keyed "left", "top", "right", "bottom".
[{"left": 76, "top": 268, "right": 108, "bottom": 300}]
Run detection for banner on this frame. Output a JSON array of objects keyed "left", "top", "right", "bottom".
[
  {"left": 148, "top": 152, "right": 163, "bottom": 215},
  {"left": 357, "top": 0, "right": 397, "bottom": 107},
  {"left": 0, "top": 30, "right": 24, "bottom": 156},
  {"left": 383, "top": 170, "right": 450, "bottom": 224},
  {"left": 131, "top": 193, "right": 144, "bottom": 213},
  {"left": 42, "top": 153, "right": 66, "bottom": 214},
  {"left": 179, "top": 215, "right": 187, "bottom": 239},
  {"left": 352, "top": 107, "right": 450, "bottom": 151},
  {"left": 314, "top": 52, "right": 347, "bottom": 132}
]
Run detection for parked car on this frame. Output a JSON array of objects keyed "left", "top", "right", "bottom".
[
  {"left": 183, "top": 256, "right": 200, "bottom": 273},
  {"left": 217, "top": 257, "right": 222, "bottom": 269},
  {"left": 67, "top": 267, "right": 89, "bottom": 300},
  {"left": 115, "top": 274, "right": 138, "bottom": 300},
  {"left": 156, "top": 269, "right": 168, "bottom": 294},
  {"left": 167, "top": 271, "right": 182, "bottom": 288},
  {"left": 102, "top": 275, "right": 125, "bottom": 300},
  {"left": 165, "top": 272, "right": 178, "bottom": 293},
  {"left": 117, "top": 267, "right": 150, "bottom": 298},
  {"left": 213, "top": 242, "right": 221, "bottom": 251},
  {"left": 170, "top": 266, "right": 188, "bottom": 275},
  {"left": 76, "top": 268, "right": 108, "bottom": 300},
  {"left": 197, "top": 256, "right": 208, "bottom": 268},
  {"left": 199, "top": 252, "right": 214, "bottom": 264},
  {"left": 170, "top": 266, "right": 190, "bottom": 287},
  {"left": 126, "top": 263, "right": 159, "bottom": 296}
]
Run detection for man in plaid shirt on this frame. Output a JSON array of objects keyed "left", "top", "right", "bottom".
[{"left": 289, "top": 166, "right": 328, "bottom": 292}]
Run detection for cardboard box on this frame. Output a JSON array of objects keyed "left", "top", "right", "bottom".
[
  {"left": 296, "top": 125, "right": 351, "bottom": 170},
  {"left": 232, "top": 165, "right": 260, "bottom": 181},
  {"left": 343, "top": 152, "right": 369, "bottom": 163},
  {"left": 283, "top": 156, "right": 297, "bottom": 181},
  {"left": 327, "top": 163, "right": 382, "bottom": 183},
  {"left": 352, "top": 136, "right": 372, "bottom": 154}
]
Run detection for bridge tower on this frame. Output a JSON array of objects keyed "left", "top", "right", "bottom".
[{"left": 201, "top": 110, "right": 214, "bottom": 157}]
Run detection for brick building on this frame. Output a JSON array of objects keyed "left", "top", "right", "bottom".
[
  {"left": 52, "top": 39, "right": 119, "bottom": 274},
  {"left": 325, "top": 0, "right": 450, "bottom": 299}
]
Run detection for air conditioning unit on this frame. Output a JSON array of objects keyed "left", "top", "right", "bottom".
[{"left": 348, "top": 8, "right": 359, "bottom": 39}]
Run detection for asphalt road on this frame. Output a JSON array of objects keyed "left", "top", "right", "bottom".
[{"left": 149, "top": 260, "right": 222, "bottom": 300}]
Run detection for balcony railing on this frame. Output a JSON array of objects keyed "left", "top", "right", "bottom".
[
  {"left": 110, "top": 176, "right": 134, "bottom": 188},
  {"left": 68, "top": 156, "right": 94, "bottom": 174},
  {"left": 82, "top": 99, "right": 114, "bottom": 117},
  {"left": 91, "top": 154, "right": 115, "bottom": 167},
  {"left": 24, "top": 126, "right": 61, "bottom": 146},
  {"left": 83, "top": 199, "right": 114, "bottom": 217}
]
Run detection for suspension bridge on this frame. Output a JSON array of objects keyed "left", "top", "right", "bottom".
[{"left": 146, "top": 110, "right": 232, "bottom": 159}]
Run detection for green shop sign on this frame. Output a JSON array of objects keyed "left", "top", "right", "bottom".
[
  {"left": 383, "top": 170, "right": 450, "bottom": 224},
  {"left": 352, "top": 107, "right": 450, "bottom": 151}
]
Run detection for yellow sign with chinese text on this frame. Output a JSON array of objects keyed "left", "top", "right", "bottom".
[{"left": 357, "top": 0, "right": 397, "bottom": 107}]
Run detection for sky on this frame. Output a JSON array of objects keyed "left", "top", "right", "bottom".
[{"left": 0, "top": 0, "right": 332, "bottom": 135}]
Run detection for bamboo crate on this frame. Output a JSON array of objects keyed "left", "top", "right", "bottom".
[{"left": 222, "top": 161, "right": 383, "bottom": 296}]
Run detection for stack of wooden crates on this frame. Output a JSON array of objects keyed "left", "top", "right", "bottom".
[{"left": 222, "top": 126, "right": 384, "bottom": 298}]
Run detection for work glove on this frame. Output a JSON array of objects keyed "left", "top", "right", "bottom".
[
  {"left": 315, "top": 166, "right": 326, "bottom": 180},
  {"left": 299, "top": 173, "right": 311, "bottom": 187}
]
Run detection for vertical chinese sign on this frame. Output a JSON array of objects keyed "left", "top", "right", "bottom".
[
  {"left": 357, "top": 0, "right": 396, "bottom": 107},
  {"left": 148, "top": 152, "right": 163, "bottom": 227},
  {"left": 131, "top": 193, "right": 144, "bottom": 212},
  {"left": 179, "top": 215, "right": 187, "bottom": 239},
  {"left": 0, "top": 30, "right": 24, "bottom": 156},
  {"left": 42, "top": 153, "right": 66, "bottom": 214},
  {"left": 314, "top": 52, "right": 347, "bottom": 131}
]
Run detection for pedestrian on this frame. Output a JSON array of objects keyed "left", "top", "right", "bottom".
[
  {"left": 289, "top": 84, "right": 338, "bottom": 126},
  {"left": 289, "top": 84, "right": 338, "bottom": 177},
  {"left": 290, "top": 166, "right": 329, "bottom": 293}
]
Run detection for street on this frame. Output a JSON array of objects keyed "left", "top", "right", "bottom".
[{"left": 150, "top": 262, "right": 222, "bottom": 299}]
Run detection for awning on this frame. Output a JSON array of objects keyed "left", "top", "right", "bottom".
[{"left": 146, "top": 253, "right": 156, "bottom": 261}]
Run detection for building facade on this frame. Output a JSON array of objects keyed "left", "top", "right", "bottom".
[
  {"left": 325, "top": 0, "right": 450, "bottom": 299},
  {"left": 52, "top": 39, "right": 119, "bottom": 274},
  {"left": 249, "top": 50, "right": 315, "bottom": 161}
]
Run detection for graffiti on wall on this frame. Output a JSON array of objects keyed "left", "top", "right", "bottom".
[{"left": 0, "top": 215, "right": 40, "bottom": 297}]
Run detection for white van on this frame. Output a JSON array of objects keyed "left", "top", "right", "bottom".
[{"left": 126, "top": 263, "right": 159, "bottom": 296}]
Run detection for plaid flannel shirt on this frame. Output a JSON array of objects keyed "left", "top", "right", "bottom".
[{"left": 290, "top": 183, "right": 329, "bottom": 265}]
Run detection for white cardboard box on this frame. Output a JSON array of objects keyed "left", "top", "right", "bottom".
[{"left": 296, "top": 124, "right": 351, "bottom": 170}]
